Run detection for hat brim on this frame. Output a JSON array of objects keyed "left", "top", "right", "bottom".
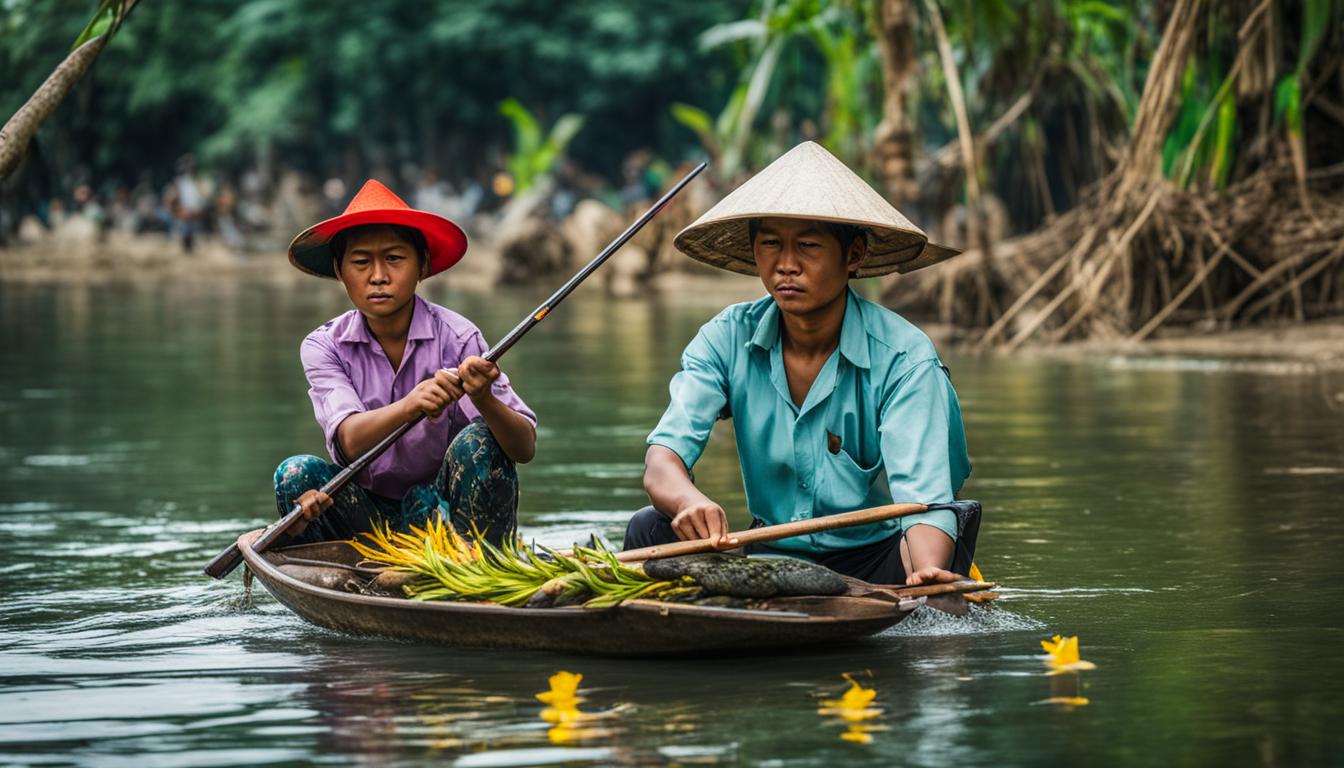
[
  {"left": 673, "top": 214, "right": 961, "bottom": 278},
  {"left": 288, "top": 208, "right": 468, "bottom": 279}
]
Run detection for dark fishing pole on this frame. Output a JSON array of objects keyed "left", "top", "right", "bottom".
[{"left": 203, "top": 161, "right": 707, "bottom": 579}]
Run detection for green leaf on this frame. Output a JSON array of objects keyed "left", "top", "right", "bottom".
[
  {"left": 1207, "top": 90, "right": 1237, "bottom": 189},
  {"left": 547, "top": 113, "right": 585, "bottom": 151},
  {"left": 1274, "top": 75, "right": 1303, "bottom": 135},
  {"left": 72, "top": 0, "right": 117, "bottom": 50},
  {"left": 670, "top": 102, "right": 714, "bottom": 137},
  {"left": 499, "top": 98, "right": 542, "bottom": 157},
  {"left": 1298, "top": 0, "right": 1333, "bottom": 75},
  {"left": 697, "top": 19, "right": 767, "bottom": 50}
]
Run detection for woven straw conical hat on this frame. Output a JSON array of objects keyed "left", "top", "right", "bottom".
[{"left": 674, "top": 141, "right": 959, "bottom": 278}]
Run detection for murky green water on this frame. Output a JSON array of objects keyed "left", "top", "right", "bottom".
[{"left": 2, "top": 278, "right": 1342, "bottom": 766}]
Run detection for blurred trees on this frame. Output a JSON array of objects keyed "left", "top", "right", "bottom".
[{"left": 1, "top": 0, "right": 746, "bottom": 189}]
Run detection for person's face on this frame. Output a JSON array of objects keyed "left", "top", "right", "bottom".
[
  {"left": 752, "top": 217, "right": 864, "bottom": 315},
  {"left": 334, "top": 228, "right": 425, "bottom": 320}
]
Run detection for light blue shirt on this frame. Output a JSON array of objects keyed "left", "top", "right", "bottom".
[{"left": 648, "top": 289, "right": 971, "bottom": 554}]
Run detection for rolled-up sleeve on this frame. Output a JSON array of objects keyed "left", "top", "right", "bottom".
[
  {"left": 300, "top": 334, "right": 365, "bottom": 466},
  {"left": 455, "top": 329, "right": 538, "bottom": 427},
  {"left": 878, "top": 359, "right": 969, "bottom": 541},
  {"left": 647, "top": 322, "right": 730, "bottom": 471}
]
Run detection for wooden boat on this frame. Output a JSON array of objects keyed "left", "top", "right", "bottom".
[{"left": 236, "top": 529, "right": 926, "bottom": 656}]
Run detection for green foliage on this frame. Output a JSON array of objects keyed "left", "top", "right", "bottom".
[
  {"left": 669, "top": 102, "right": 719, "bottom": 158},
  {"left": 1274, "top": 76, "right": 1301, "bottom": 131},
  {"left": 1207, "top": 89, "right": 1237, "bottom": 189},
  {"left": 1161, "top": 56, "right": 1210, "bottom": 182},
  {"left": 688, "top": 0, "right": 873, "bottom": 178},
  {"left": 2, "top": 0, "right": 746, "bottom": 187},
  {"left": 1165, "top": 0, "right": 1341, "bottom": 190},
  {"left": 498, "top": 98, "right": 585, "bottom": 193},
  {"left": 1298, "top": 0, "right": 1335, "bottom": 75}
]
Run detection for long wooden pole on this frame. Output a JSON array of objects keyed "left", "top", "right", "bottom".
[
  {"left": 204, "top": 162, "right": 708, "bottom": 579},
  {"left": 615, "top": 502, "right": 928, "bottom": 562}
]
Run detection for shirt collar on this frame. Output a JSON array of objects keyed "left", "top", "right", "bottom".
[
  {"left": 334, "top": 295, "right": 434, "bottom": 344},
  {"left": 407, "top": 296, "right": 435, "bottom": 341},
  {"left": 748, "top": 288, "right": 871, "bottom": 370},
  {"left": 837, "top": 289, "right": 871, "bottom": 369},
  {"left": 749, "top": 300, "right": 781, "bottom": 351}
]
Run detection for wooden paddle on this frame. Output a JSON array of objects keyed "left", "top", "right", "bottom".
[
  {"left": 615, "top": 502, "right": 995, "bottom": 615},
  {"left": 615, "top": 502, "right": 930, "bottom": 562},
  {"left": 843, "top": 577, "right": 996, "bottom": 616},
  {"left": 203, "top": 161, "right": 709, "bottom": 580}
]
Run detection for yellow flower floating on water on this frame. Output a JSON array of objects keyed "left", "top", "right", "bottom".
[
  {"left": 1040, "top": 635, "right": 1097, "bottom": 673},
  {"left": 818, "top": 674, "right": 888, "bottom": 744},
  {"left": 818, "top": 673, "right": 881, "bottom": 721},
  {"left": 537, "top": 671, "right": 585, "bottom": 707}
]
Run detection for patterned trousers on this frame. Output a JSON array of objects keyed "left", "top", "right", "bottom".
[{"left": 273, "top": 419, "right": 518, "bottom": 547}]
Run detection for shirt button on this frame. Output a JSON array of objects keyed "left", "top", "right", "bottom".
[{"left": 800, "top": 480, "right": 809, "bottom": 489}]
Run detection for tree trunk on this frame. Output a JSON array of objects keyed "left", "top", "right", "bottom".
[
  {"left": 873, "top": 0, "right": 919, "bottom": 206},
  {"left": 1116, "top": 0, "right": 1206, "bottom": 196},
  {"left": 0, "top": 36, "right": 110, "bottom": 179}
]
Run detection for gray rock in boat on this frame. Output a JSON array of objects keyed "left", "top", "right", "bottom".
[{"left": 642, "top": 553, "right": 847, "bottom": 598}]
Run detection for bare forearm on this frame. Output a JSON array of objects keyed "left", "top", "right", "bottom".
[
  {"left": 643, "top": 445, "right": 706, "bottom": 517},
  {"left": 335, "top": 401, "right": 412, "bottom": 460},
  {"left": 643, "top": 445, "right": 734, "bottom": 544},
  {"left": 472, "top": 394, "right": 536, "bottom": 464},
  {"left": 904, "top": 524, "right": 955, "bottom": 572}
]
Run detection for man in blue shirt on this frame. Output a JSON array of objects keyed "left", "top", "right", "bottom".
[{"left": 623, "top": 142, "right": 973, "bottom": 586}]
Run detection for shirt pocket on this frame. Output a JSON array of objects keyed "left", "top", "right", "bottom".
[{"left": 818, "top": 446, "right": 883, "bottom": 510}]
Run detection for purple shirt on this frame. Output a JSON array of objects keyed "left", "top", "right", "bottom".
[{"left": 300, "top": 296, "right": 536, "bottom": 499}]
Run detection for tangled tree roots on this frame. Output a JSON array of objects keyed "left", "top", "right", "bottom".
[
  {"left": 885, "top": 0, "right": 1344, "bottom": 348},
  {"left": 886, "top": 158, "right": 1344, "bottom": 349}
]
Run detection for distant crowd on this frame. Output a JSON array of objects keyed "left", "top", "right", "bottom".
[{"left": 1, "top": 149, "right": 676, "bottom": 255}]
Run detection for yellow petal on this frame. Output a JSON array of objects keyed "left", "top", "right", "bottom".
[
  {"left": 536, "top": 671, "right": 584, "bottom": 706},
  {"left": 1041, "top": 636, "right": 1096, "bottom": 672},
  {"left": 1051, "top": 636, "right": 1080, "bottom": 666},
  {"left": 836, "top": 674, "right": 877, "bottom": 709},
  {"left": 1040, "top": 634, "right": 1066, "bottom": 655}
]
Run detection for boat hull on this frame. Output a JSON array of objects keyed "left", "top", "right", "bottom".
[{"left": 236, "top": 530, "right": 912, "bottom": 656}]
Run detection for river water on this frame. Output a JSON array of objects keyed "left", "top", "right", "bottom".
[{"left": 1, "top": 278, "right": 1341, "bottom": 766}]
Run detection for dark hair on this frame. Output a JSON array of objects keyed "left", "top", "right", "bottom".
[
  {"left": 330, "top": 223, "right": 429, "bottom": 271},
  {"left": 747, "top": 218, "right": 866, "bottom": 255}
]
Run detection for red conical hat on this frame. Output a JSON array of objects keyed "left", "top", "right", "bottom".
[{"left": 287, "top": 179, "right": 468, "bottom": 279}]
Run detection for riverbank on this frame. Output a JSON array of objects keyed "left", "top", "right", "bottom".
[{"left": 4, "top": 235, "right": 1342, "bottom": 371}]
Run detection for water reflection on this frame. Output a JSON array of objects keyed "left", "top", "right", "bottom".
[{"left": 816, "top": 673, "right": 887, "bottom": 744}]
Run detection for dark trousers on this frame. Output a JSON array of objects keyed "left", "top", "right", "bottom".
[
  {"left": 273, "top": 419, "right": 518, "bottom": 547},
  {"left": 621, "top": 506, "right": 917, "bottom": 584}
]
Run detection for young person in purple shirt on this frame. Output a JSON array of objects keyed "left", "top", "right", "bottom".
[{"left": 274, "top": 180, "right": 537, "bottom": 546}]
